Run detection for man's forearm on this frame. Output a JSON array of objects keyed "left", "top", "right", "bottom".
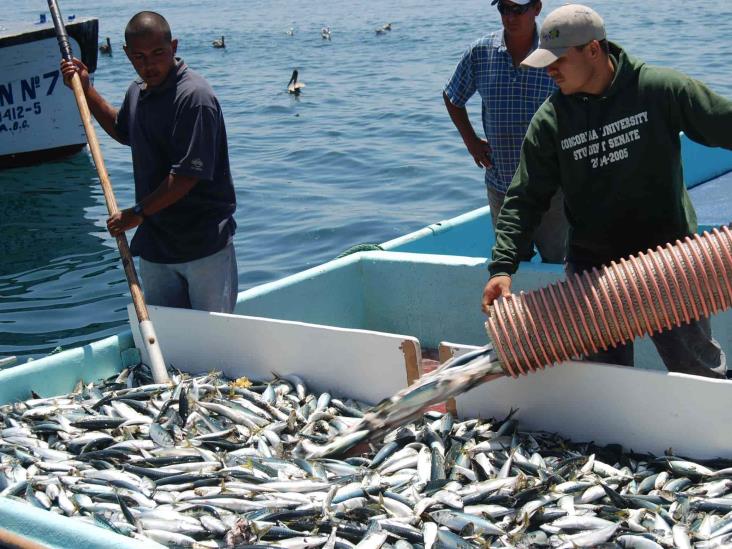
[
  {"left": 85, "top": 86, "right": 122, "bottom": 143},
  {"left": 443, "top": 92, "right": 478, "bottom": 144},
  {"left": 108, "top": 174, "right": 199, "bottom": 237},
  {"left": 136, "top": 174, "right": 199, "bottom": 216}
]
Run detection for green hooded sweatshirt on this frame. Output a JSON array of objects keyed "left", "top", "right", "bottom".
[{"left": 489, "top": 42, "right": 732, "bottom": 278}]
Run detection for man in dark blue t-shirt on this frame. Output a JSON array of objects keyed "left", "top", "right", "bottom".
[{"left": 61, "top": 11, "right": 237, "bottom": 313}]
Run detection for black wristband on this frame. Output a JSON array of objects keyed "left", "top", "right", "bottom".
[{"left": 132, "top": 202, "right": 145, "bottom": 218}]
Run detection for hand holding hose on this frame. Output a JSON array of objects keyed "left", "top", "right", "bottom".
[{"left": 482, "top": 275, "right": 512, "bottom": 314}]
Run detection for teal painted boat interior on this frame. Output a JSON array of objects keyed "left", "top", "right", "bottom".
[
  {"left": 236, "top": 248, "right": 732, "bottom": 370},
  {"left": 381, "top": 206, "right": 496, "bottom": 259},
  {"left": 235, "top": 251, "right": 500, "bottom": 349},
  {"left": 0, "top": 331, "right": 134, "bottom": 403},
  {"left": 0, "top": 499, "right": 161, "bottom": 549},
  {"left": 681, "top": 133, "right": 732, "bottom": 189}
]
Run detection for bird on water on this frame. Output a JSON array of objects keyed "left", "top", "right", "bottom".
[
  {"left": 99, "top": 37, "right": 112, "bottom": 55},
  {"left": 287, "top": 70, "right": 305, "bottom": 95}
]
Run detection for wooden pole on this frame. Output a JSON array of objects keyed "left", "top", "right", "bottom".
[{"left": 47, "top": 0, "right": 169, "bottom": 383}]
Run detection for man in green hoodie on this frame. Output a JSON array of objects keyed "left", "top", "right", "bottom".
[{"left": 481, "top": 4, "right": 732, "bottom": 377}]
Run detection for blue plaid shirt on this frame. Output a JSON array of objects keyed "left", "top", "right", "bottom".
[{"left": 444, "top": 30, "right": 556, "bottom": 194}]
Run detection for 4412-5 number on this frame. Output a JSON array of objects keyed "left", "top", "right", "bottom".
[{"left": 2, "top": 102, "right": 42, "bottom": 121}]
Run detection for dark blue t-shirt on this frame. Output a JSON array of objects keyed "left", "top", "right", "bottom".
[{"left": 115, "top": 59, "right": 236, "bottom": 263}]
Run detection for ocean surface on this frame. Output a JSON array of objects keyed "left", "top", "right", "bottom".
[{"left": 2, "top": 0, "right": 732, "bottom": 360}]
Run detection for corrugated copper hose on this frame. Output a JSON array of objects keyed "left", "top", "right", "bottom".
[{"left": 486, "top": 226, "right": 732, "bottom": 377}]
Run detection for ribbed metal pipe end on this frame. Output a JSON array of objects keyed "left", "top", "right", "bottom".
[{"left": 486, "top": 226, "right": 732, "bottom": 377}]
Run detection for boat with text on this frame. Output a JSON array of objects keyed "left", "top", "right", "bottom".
[{"left": 0, "top": 15, "right": 97, "bottom": 168}]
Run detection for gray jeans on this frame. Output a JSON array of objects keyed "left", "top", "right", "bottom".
[
  {"left": 488, "top": 185, "right": 568, "bottom": 264},
  {"left": 565, "top": 262, "right": 726, "bottom": 379},
  {"left": 140, "top": 242, "right": 238, "bottom": 313}
]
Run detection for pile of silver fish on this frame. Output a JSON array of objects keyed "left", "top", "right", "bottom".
[
  {"left": 308, "top": 346, "right": 503, "bottom": 454},
  {"left": 2, "top": 363, "right": 732, "bottom": 548}
]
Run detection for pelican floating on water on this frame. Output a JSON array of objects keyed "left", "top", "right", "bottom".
[
  {"left": 321, "top": 26, "right": 331, "bottom": 40},
  {"left": 287, "top": 70, "right": 305, "bottom": 95},
  {"left": 99, "top": 37, "right": 112, "bottom": 55},
  {"left": 287, "top": 27, "right": 295, "bottom": 36},
  {"left": 212, "top": 35, "right": 225, "bottom": 48},
  {"left": 382, "top": 23, "right": 392, "bottom": 31}
]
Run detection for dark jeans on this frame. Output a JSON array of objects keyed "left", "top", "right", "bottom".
[{"left": 565, "top": 262, "right": 727, "bottom": 379}]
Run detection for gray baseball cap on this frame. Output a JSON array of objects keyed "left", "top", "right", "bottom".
[{"left": 521, "top": 4, "right": 606, "bottom": 69}]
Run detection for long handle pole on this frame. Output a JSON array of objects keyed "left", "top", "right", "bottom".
[
  {"left": 47, "top": 0, "right": 169, "bottom": 384},
  {"left": 0, "top": 528, "right": 51, "bottom": 549}
]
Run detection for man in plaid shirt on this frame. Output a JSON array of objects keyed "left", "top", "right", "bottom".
[{"left": 444, "top": 0, "right": 568, "bottom": 263}]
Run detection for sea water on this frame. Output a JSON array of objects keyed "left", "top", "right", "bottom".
[{"left": 2, "top": 0, "right": 731, "bottom": 359}]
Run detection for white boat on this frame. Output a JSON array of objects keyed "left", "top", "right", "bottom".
[
  {"left": 0, "top": 134, "right": 731, "bottom": 547},
  {"left": 0, "top": 15, "right": 97, "bottom": 168}
]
